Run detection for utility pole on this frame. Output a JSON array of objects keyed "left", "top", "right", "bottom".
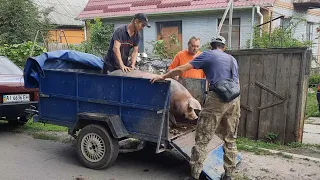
[
  {"left": 228, "top": 0, "right": 234, "bottom": 48},
  {"left": 216, "top": 0, "right": 234, "bottom": 49}
]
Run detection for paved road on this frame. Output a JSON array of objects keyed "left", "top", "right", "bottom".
[
  {"left": 0, "top": 124, "right": 190, "bottom": 180},
  {"left": 303, "top": 117, "right": 320, "bottom": 144}
]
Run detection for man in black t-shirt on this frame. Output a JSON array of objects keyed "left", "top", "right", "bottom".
[{"left": 103, "top": 13, "right": 151, "bottom": 73}]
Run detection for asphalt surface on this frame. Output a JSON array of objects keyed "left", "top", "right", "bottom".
[
  {"left": 0, "top": 124, "right": 190, "bottom": 180},
  {"left": 303, "top": 117, "right": 320, "bottom": 144}
]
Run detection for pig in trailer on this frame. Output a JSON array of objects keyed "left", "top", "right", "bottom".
[{"left": 23, "top": 50, "right": 241, "bottom": 180}]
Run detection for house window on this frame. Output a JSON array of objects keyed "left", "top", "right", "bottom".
[
  {"left": 307, "top": 22, "right": 314, "bottom": 42},
  {"left": 156, "top": 21, "right": 182, "bottom": 52},
  {"left": 280, "top": 18, "right": 291, "bottom": 29},
  {"left": 217, "top": 18, "right": 240, "bottom": 50}
]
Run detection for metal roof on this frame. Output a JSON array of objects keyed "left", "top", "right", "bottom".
[
  {"left": 32, "top": 0, "right": 89, "bottom": 26},
  {"left": 76, "top": 0, "right": 276, "bottom": 20}
]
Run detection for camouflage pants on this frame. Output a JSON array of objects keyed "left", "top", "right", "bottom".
[{"left": 190, "top": 91, "right": 241, "bottom": 179}]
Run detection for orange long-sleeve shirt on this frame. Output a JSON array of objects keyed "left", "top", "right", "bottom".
[{"left": 168, "top": 50, "right": 205, "bottom": 79}]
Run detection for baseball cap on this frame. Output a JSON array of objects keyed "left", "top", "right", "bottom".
[
  {"left": 210, "top": 35, "right": 226, "bottom": 45},
  {"left": 134, "top": 13, "right": 151, "bottom": 28}
]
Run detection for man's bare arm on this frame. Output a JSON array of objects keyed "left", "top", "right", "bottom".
[
  {"left": 130, "top": 46, "right": 139, "bottom": 68},
  {"left": 164, "top": 63, "right": 193, "bottom": 78},
  {"left": 113, "top": 40, "right": 131, "bottom": 72},
  {"left": 150, "top": 63, "right": 193, "bottom": 83}
]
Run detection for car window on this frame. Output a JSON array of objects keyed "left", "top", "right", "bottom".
[{"left": 0, "top": 56, "right": 23, "bottom": 75}]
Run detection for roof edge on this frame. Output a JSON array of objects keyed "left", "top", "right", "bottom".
[{"left": 76, "top": 4, "right": 274, "bottom": 21}]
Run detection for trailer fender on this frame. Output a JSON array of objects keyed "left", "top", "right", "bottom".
[{"left": 76, "top": 112, "right": 129, "bottom": 139}]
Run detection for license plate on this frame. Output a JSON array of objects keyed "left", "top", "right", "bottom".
[{"left": 3, "top": 94, "right": 30, "bottom": 103}]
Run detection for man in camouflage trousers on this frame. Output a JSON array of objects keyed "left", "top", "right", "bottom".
[
  {"left": 150, "top": 36, "right": 241, "bottom": 180},
  {"left": 190, "top": 91, "right": 240, "bottom": 180}
]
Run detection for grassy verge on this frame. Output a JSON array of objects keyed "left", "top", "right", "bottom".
[
  {"left": 237, "top": 137, "right": 320, "bottom": 158},
  {"left": 306, "top": 88, "right": 320, "bottom": 118},
  {"left": 21, "top": 120, "right": 70, "bottom": 142},
  {"left": 22, "top": 120, "right": 68, "bottom": 132},
  {"left": 0, "top": 119, "right": 70, "bottom": 142}
]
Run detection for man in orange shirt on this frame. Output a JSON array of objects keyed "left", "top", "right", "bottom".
[{"left": 168, "top": 36, "right": 205, "bottom": 80}]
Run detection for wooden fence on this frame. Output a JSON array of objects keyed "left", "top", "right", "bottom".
[
  {"left": 39, "top": 43, "right": 74, "bottom": 51},
  {"left": 227, "top": 48, "right": 312, "bottom": 144}
]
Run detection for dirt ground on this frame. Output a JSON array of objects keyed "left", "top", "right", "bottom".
[{"left": 234, "top": 151, "right": 320, "bottom": 180}]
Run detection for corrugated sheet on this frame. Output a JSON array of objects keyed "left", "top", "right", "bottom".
[
  {"left": 77, "top": 0, "right": 276, "bottom": 20},
  {"left": 32, "top": 0, "right": 89, "bottom": 26}
]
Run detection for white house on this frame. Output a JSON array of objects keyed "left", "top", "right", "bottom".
[{"left": 76, "top": 0, "right": 320, "bottom": 65}]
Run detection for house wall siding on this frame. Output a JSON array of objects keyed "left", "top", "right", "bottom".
[{"left": 102, "top": 10, "right": 256, "bottom": 54}]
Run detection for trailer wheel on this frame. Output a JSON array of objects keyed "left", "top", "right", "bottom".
[{"left": 76, "top": 124, "right": 119, "bottom": 169}]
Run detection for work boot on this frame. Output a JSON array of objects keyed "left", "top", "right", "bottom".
[{"left": 221, "top": 174, "right": 232, "bottom": 180}]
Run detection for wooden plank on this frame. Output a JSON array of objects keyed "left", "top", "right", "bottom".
[
  {"left": 285, "top": 53, "right": 301, "bottom": 143},
  {"left": 245, "top": 54, "right": 264, "bottom": 139},
  {"left": 237, "top": 55, "right": 250, "bottom": 137},
  {"left": 178, "top": 78, "right": 206, "bottom": 105},
  {"left": 295, "top": 50, "right": 312, "bottom": 142},
  {"left": 227, "top": 47, "right": 307, "bottom": 56},
  {"left": 258, "top": 54, "right": 278, "bottom": 140},
  {"left": 171, "top": 132, "right": 223, "bottom": 160},
  {"left": 271, "top": 53, "right": 291, "bottom": 144}
]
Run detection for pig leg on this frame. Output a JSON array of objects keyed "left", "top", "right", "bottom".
[{"left": 169, "top": 113, "right": 178, "bottom": 127}]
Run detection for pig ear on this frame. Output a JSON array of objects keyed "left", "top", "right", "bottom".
[{"left": 188, "top": 98, "right": 202, "bottom": 110}]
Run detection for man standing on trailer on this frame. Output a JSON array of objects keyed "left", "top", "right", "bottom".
[
  {"left": 102, "top": 13, "right": 151, "bottom": 74},
  {"left": 150, "top": 36, "right": 240, "bottom": 180}
]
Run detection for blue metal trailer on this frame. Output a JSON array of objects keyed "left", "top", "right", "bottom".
[{"left": 24, "top": 50, "right": 240, "bottom": 180}]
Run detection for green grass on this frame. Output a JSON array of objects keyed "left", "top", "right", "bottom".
[
  {"left": 22, "top": 120, "right": 68, "bottom": 132},
  {"left": 236, "top": 137, "right": 320, "bottom": 156},
  {"left": 20, "top": 120, "right": 69, "bottom": 142},
  {"left": 306, "top": 88, "right": 320, "bottom": 118},
  {"left": 276, "top": 152, "right": 293, "bottom": 159},
  {"left": 0, "top": 119, "right": 68, "bottom": 141},
  {"left": 237, "top": 137, "right": 283, "bottom": 150}
]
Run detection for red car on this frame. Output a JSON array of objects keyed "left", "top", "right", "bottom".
[{"left": 0, "top": 56, "right": 38, "bottom": 125}]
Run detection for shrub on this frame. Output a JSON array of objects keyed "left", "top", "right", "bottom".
[
  {"left": 309, "top": 75, "right": 320, "bottom": 86},
  {"left": 69, "top": 18, "right": 114, "bottom": 58},
  {"left": 0, "top": 41, "right": 47, "bottom": 67}
]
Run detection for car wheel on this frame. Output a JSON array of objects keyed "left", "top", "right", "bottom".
[
  {"left": 76, "top": 124, "right": 119, "bottom": 170},
  {"left": 8, "top": 116, "right": 28, "bottom": 126}
]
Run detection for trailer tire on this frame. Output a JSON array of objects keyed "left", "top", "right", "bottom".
[{"left": 76, "top": 124, "right": 119, "bottom": 169}]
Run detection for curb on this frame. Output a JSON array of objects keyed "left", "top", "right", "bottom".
[{"left": 248, "top": 146, "right": 320, "bottom": 162}]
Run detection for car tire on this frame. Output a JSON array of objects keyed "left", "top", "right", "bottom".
[
  {"left": 76, "top": 124, "right": 119, "bottom": 170},
  {"left": 8, "top": 116, "right": 28, "bottom": 126}
]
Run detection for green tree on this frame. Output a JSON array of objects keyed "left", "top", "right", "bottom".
[
  {"left": 0, "top": 41, "right": 47, "bottom": 67},
  {"left": 70, "top": 18, "right": 114, "bottom": 57},
  {"left": 0, "top": 0, "right": 53, "bottom": 44},
  {"left": 147, "top": 34, "right": 181, "bottom": 59},
  {"left": 247, "top": 17, "right": 312, "bottom": 49}
]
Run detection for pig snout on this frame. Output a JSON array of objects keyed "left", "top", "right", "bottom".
[
  {"left": 185, "top": 109, "right": 198, "bottom": 120},
  {"left": 184, "top": 98, "right": 202, "bottom": 120}
]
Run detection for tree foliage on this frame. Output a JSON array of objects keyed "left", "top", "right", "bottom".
[
  {"left": 0, "top": 41, "right": 47, "bottom": 67},
  {"left": 247, "top": 17, "right": 312, "bottom": 49},
  {"left": 70, "top": 18, "right": 114, "bottom": 57},
  {"left": 147, "top": 34, "right": 181, "bottom": 59},
  {"left": 0, "top": 0, "right": 53, "bottom": 44}
]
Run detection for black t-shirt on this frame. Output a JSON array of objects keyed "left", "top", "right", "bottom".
[{"left": 104, "top": 24, "right": 141, "bottom": 69}]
